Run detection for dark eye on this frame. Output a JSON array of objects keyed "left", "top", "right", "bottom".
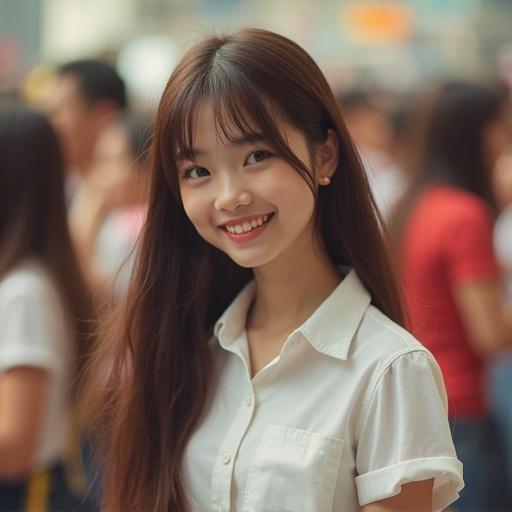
[
  {"left": 245, "top": 150, "right": 271, "bottom": 165},
  {"left": 184, "top": 166, "right": 210, "bottom": 180}
]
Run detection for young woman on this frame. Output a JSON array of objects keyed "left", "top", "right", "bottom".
[
  {"left": 70, "top": 113, "right": 152, "bottom": 301},
  {"left": 85, "top": 29, "right": 463, "bottom": 511},
  {"left": 391, "top": 82, "right": 512, "bottom": 510},
  {"left": 0, "top": 107, "right": 93, "bottom": 510}
]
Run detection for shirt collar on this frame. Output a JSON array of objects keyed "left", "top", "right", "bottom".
[
  {"left": 295, "top": 270, "right": 371, "bottom": 360},
  {"left": 214, "top": 280, "right": 255, "bottom": 349},
  {"left": 213, "top": 269, "right": 371, "bottom": 360}
]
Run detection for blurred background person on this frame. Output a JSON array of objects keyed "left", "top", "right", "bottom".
[
  {"left": 493, "top": 146, "right": 512, "bottom": 292},
  {"left": 43, "top": 59, "right": 127, "bottom": 231},
  {"left": 391, "top": 81, "right": 512, "bottom": 511},
  {"left": 338, "top": 87, "right": 406, "bottom": 220},
  {"left": 67, "top": 113, "right": 152, "bottom": 511},
  {"left": 44, "top": 59, "right": 127, "bottom": 188},
  {"left": 0, "top": 107, "right": 93, "bottom": 511},
  {"left": 490, "top": 143, "right": 512, "bottom": 494},
  {"left": 73, "top": 113, "right": 152, "bottom": 301}
]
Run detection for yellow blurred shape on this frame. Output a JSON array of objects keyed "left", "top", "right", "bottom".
[{"left": 23, "top": 65, "right": 56, "bottom": 107}]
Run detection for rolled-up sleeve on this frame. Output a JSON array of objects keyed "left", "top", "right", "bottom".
[
  {"left": 0, "top": 293, "right": 61, "bottom": 372},
  {"left": 355, "top": 349, "right": 464, "bottom": 510}
]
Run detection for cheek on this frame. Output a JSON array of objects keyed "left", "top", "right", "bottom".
[
  {"left": 266, "top": 169, "right": 315, "bottom": 222},
  {"left": 180, "top": 188, "right": 214, "bottom": 236}
]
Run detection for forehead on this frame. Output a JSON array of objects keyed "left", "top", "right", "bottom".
[
  {"left": 190, "top": 99, "right": 258, "bottom": 148},
  {"left": 187, "top": 98, "right": 301, "bottom": 150}
]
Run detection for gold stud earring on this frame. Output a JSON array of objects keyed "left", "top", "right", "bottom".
[{"left": 320, "top": 176, "right": 331, "bottom": 186}]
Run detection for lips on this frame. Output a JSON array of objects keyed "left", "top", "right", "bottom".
[{"left": 219, "top": 212, "right": 275, "bottom": 243}]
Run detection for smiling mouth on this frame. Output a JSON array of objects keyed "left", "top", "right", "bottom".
[{"left": 221, "top": 213, "right": 274, "bottom": 234}]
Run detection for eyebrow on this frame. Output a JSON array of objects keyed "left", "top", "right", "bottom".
[{"left": 176, "top": 133, "right": 267, "bottom": 162}]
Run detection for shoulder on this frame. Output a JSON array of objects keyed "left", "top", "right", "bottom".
[
  {"left": 358, "top": 304, "right": 428, "bottom": 356},
  {"left": 0, "top": 260, "right": 60, "bottom": 309},
  {"left": 351, "top": 305, "right": 448, "bottom": 424},
  {"left": 422, "top": 187, "right": 492, "bottom": 223},
  {"left": 0, "top": 260, "right": 71, "bottom": 371},
  {"left": 408, "top": 188, "right": 494, "bottom": 251},
  {"left": 351, "top": 305, "right": 436, "bottom": 381}
]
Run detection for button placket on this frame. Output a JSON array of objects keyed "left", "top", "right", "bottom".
[{"left": 210, "top": 387, "right": 256, "bottom": 512}]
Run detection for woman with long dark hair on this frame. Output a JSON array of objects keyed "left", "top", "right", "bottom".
[
  {"left": 391, "top": 82, "right": 512, "bottom": 510},
  {"left": 0, "top": 107, "right": 94, "bottom": 510},
  {"left": 85, "top": 29, "right": 463, "bottom": 511}
]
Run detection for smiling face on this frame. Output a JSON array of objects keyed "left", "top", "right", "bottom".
[{"left": 177, "top": 100, "right": 319, "bottom": 270}]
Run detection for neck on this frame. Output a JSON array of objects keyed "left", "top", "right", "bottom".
[
  {"left": 248, "top": 232, "right": 342, "bottom": 334},
  {"left": 77, "top": 158, "right": 96, "bottom": 179}
]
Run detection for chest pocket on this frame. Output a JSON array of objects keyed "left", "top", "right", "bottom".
[{"left": 242, "top": 425, "right": 344, "bottom": 512}]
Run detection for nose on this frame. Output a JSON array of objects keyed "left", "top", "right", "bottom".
[{"left": 214, "top": 175, "right": 252, "bottom": 211}]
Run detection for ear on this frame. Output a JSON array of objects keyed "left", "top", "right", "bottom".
[{"left": 315, "top": 129, "right": 339, "bottom": 183}]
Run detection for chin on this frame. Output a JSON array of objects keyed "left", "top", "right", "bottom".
[{"left": 226, "top": 249, "right": 277, "bottom": 270}]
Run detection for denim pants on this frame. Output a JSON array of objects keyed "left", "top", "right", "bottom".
[
  {"left": 0, "top": 462, "right": 83, "bottom": 512},
  {"left": 488, "top": 351, "right": 512, "bottom": 491},
  {"left": 450, "top": 417, "right": 511, "bottom": 512}
]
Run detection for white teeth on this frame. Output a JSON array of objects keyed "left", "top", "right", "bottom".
[{"left": 225, "top": 214, "right": 272, "bottom": 235}]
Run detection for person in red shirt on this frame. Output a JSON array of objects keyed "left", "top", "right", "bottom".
[{"left": 391, "top": 81, "right": 512, "bottom": 511}]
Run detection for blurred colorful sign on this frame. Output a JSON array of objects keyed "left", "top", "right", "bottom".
[{"left": 342, "top": 2, "right": 413, "bottom": 44}]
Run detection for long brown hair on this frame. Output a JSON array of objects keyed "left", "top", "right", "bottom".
[
  {"left": 85, "top": 28, "right": 404, "bottom": 511},
  {"left": 0, "top": 107, "right": 94, "bottom": 391}
]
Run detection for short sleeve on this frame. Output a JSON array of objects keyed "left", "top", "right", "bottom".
[
  {"left": 444, "top": 200, "right": 498, "bottom": 285},
  {"left": 355, "top": 349, "right": 463, "bottom": 510},
  {"left": 0, "top": 292, "right": 61, "bottom": 372}
]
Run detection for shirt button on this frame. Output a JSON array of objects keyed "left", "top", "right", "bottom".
[
  {"left": 245, "top": 396, "right": 252, "bottom": 407},
  {"left": 222, "top": 452, "right": 231, "bottom": 464}
]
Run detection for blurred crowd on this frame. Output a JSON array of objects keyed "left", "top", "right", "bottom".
[{"left": 0, "top": 47, "right": 512, "bottom": 511}]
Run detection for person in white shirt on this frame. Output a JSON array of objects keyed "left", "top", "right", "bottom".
[
  {"left": 85, "top": 29, "right": 463, "bottom": 511},
  {"left": 0, "top": 107, "right": 93, "bottom": 511},
  {"left": 71, "top": 113, "right": 152, "bottom": 302}
]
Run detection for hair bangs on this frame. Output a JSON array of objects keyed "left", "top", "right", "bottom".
[{"left": 210, "top": 80, "right": 316, "bottom": 193}]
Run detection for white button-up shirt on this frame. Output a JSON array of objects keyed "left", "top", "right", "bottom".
[{"left": 183, "top": 270, "right": 463, "bottom": 511}]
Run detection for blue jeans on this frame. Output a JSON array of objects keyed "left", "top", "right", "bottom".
[
  {"left": 450, "top": 418, "right": 511, "bottom": 511},
  {"left": 488, "top": 351, "right": 512, "bottom": 491},
  {"left": 0, "top": 462, "right": 83, "bottom": 512},
  {"left": 79, "top": 434, "right": 103, "bottom": 512}
]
